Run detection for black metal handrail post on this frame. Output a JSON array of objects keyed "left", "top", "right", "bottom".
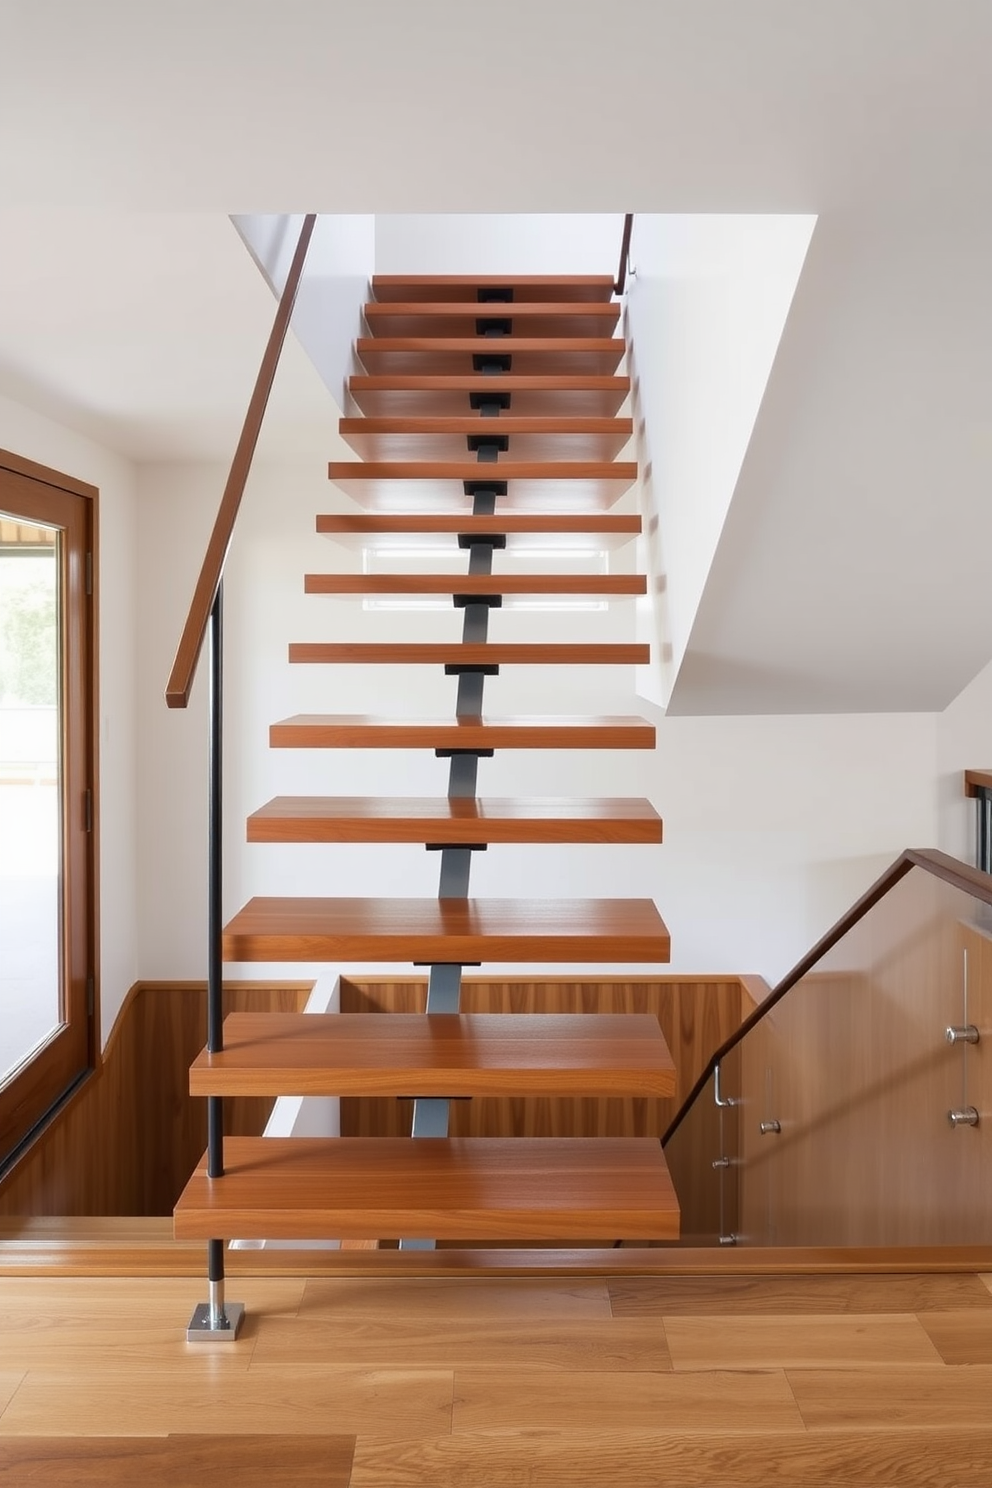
[
  {"left": 206, "top": 582, "right": 228, "bottom": 1331},
  {"left": 615, "top": 214, "right": 634, "bottom": 296}
]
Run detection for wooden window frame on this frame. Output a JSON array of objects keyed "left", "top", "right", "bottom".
[{"left": 0, "top": 450, "right": 98, "bottom": 1170}]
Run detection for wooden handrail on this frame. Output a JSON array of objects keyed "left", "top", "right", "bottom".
[
  {"left": 166, "top": 214, "right": 317, "bottom": 709},
  {"left": 614, "top": 214, "right": 633, "bottom": 297},
  {"left": 662, "top": 848, "right": 992, "bottom": 1146}
]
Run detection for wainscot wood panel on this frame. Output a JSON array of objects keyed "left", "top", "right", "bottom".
[{"left": 0, "top": 981, "right": 312, "bottom": 1218}]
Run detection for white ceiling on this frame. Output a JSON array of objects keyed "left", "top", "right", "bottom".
[{"left": 0, "top": 0, "right": 990, "bottom": 711}]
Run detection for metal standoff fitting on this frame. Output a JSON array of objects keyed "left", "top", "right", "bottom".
[
  {"left": 946, "top": 1025, "right": 980, "bottom": 1045},
  {"left": 711, "top": 1156, "right": 731, "bottom": 1170},
  {"left": 948, "top": 1107, "right": 980, "bottom": 1127},
  {"left": 759, "top": 1120, "right": 782, "bottom": 1135}
]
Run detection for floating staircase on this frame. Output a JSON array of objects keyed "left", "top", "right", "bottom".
[{"left": 173, "top": 271, "right": 680, "bottom": 1252}]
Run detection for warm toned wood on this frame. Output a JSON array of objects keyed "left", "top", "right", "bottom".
[
  {"left": 289, "top": 642, "right": 650, "bottom": 666},
  {"left": 965, "top": 768, "right": 992, "bottom": 795},
  {"left": 222, "top": 898, "right": 671, "bottom": 964},
  {"left": 371, "top": 275, "right": 617, "bottom": 303},
  {"left": 189, "top": 1013, "right": 677, "bottom": 1099},
  {"left": 787, "top": 1363, "right": 992, "bottom": 1429},
  {"left": 348, "top": 373, "right": 630, "bottom": 417},
  {"left": 329, "top": 456, "right": 636, "bottom": 494},
  {"left": 339, "top": 415, "right": 633, "bottom": 461},
  {"left": 664, "top": 1312, "right": 943, "bottom": 1370},
  {"left": 356, "top": 337, "right": 625, "bottom": 375},
  {"left": 363, "top": 302, "right": 622, "bottom": 339},
  {"left": 247, "top": 795, "right": 663, "bottom": 844},
  {"left": 165, "top": 215, "right": 315, "bottom": 709},
  {"left": 303, "top": 573, "right": 645, "bottom": 597},
  {"left": 173, "top": 1136, "right": 680, "bottom": 1241},
  {"left": 351, "top": 1429, "right": 992, "bottom": 1488},
  {"left": 608, "top": 1272, "right": 992, "bottom": 1315},
  {"left": 0, "top": 466, "right": 96, "bottom": 1167},
  {"left": 0, "top": 982, "right": 311, "bottom": 1218},
  {"left": 317, "top": 511, "right": 642, "bottom": 540},
  {"left": 269, "top": 713, "right": 655, "bottom": 750},
  {"left": 0, "top": 447, "right": 99, "bottom": 500},
  {"left": 918, "top": 1310, "right": 992, "bottom": 1363},
  {"left": 339, "top": 977, "right": 742, "bottom": 1157},
  {"left": 0, "top": 1436, "right": 356, "bottom": 1486}
]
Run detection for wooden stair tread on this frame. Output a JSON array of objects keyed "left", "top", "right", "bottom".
[
  {"left": 303, "top": 574, "right": 645, "bottom": 597},
  {"left": 348, "top": 375, "right": 629, "bottom": 417},
  {"left": 356, "top": 338, "right": 625, "bottom": 375},
  {"left": 338, "top": 416, "right": 632, "bottom": 461},
  {"left": 189, "top": 1013, "right": 677, "bottom": 1097},
  {"left": 315, "top": 513, "right": 641, "bottom": 549},
  {"left": 362, "top": 303, "right": 621, "bottom": 338},
  {"left": 327, "top": 459, "right": 636, "bottom": 480},
  {"left": 288, "top": 642, "right": 649, "bottom": 665},
  {"left": 222, "top": 896, "right": 671, "bottom": 963},
  {"left": 246, "top": 794, "right": 663, "bottom": 844},
  {"left": 371, "top": 275, "right": 617, "bottom": 303},
  {"left": 326, "top": 461, "right": 636, "bottom": 511},
  {"left": 268, "top": 714, "right": 655, "bottom": 749},
  {"left": 172, "top": 1136, "right": 680, "bottom": 1241}
]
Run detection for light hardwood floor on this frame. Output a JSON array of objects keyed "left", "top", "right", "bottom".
[{"left": 0, "top": 1269, "right": 991, "bottom": 1484}]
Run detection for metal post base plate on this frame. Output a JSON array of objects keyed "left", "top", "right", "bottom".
[{"left": 186, "top": 1301, "right": 246, "bottom": 1342}]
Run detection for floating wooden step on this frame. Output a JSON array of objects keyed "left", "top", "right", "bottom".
[
  {"left": 221, "top": 897, "right": 670, "bottom": 963},
  {"left": 268, "top": 714, "right": 655, "bottom": 750},
  {"left": 173, "top": 1136, "right": 679, "bottom": 1242},
  {"left": 190, "top": 1013, "right": 676, "bottom": 1098},
  {"left": 348, "top": 375, "right": 629, "bottom": 417},
  {"left": 246, "top": 795, "right": 663, "bottom": 845},
  {"left": 362, "top": 302, "right": 621, "bottom": 338},
  {"left": 315, "top": 512, "right": 642, "bottom": 549},
  {"left": 303, "top": 574, "right": 645, "bottom": 598},
  {"left": 338, "top": 416, "right": 633, "bottom": 462},
  {"left": 372, "top": 275, "right": 617, "bottom": 304},
  {"left": 327, "top": 459, "right": 636, "bottom": 511},
  {"left": 288, "top": 643, "right": 649, "bottom": 666},
  {"left": 355, "top": 338, "right": 625, "bottom": 376}
]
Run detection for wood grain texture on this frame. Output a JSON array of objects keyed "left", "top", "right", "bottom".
[
  {"left": 302, "top": 573, "right": 645, "bottom": 596},
  {"left": 0, "top": 982, "right": 311, "bottom": 1218},
  {"left": 172, "top": 1137, "right": 680, "bottom": 1241},
  {"left": 355, "top": 337, "right": 625, "bottom": 375},
  {"left": 328, "top": 457, "right": 636, "bottom": 482},
  {"left": 246, "top": 795, "right": 663, "bottom": 845},
  {"left": 350, "top": 1428, "right": 992, "bottom": 1488},
  {"left": 188, "top": 1013, "right": 677, "bottom": 1099},
  {"left": 608, "top": 1272, "right": 992, "bottom": 1316},
  {"left": 371, "top": 275, "right": 616, "bottom": 302},
  {"left": 918, "top": 1310, "right": 992, "bottom": 1363},
  {"left": 288, "top": 642, "right": 650, "bottom": 665},
  {"left": 362, "top": 302, "right": 621, "bottom": 338},
  {"left": 0, "top": 1436, "right": 355, "bottom": 1487},
  {"left": 964, "top": 769, "right": 992, "bottom": 795},
  {"left": 787, "top": 1363, "right": 992, "bottom": 1428},
  {"left": 339, "top": 416, "right": 633, "bottom": 462},
  {"left": 347, "top": 374, "right": 630, "bottom": 417},
  {"left": 269, "top": 713, "right": 655, "bottom": 750},
  {"left": 663, "top": 1312, "right": 942, "bottom": 1370},
  {"left": 221, "top": 898, "right": 671, "bottom": 964},
  {"left": 316, "top": 511, "right": 642, "bottom": 541}
]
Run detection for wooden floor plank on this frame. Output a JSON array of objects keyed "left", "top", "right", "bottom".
[
  {"left": 251, "top": 1314, "right": 672, "bottom": 1372},
  {"left": 918, "top": 1310, "right": 992, "bottom": 1364},
  {"left": 788, "top": 1363, "right": 992, "bottom": 1429},
  {"left": 608, "top": 1272, "right": 992, "bottom": 1315},
  {"left": 349, "top": 1427, "right": 992, "bottom": 1488},
  {"left": 0, "top": 1376, "right": 24, "bottom": 1421},
  {"left": 299, "top": 1276, "right": 611, "bottom": 1320},
  {"left": 450, "top": 1367, "right": 802, "bottom": 1433},
  {"left": 664, "top": 1313, "right": 943, "bottom": 1370},
  {"left": 370, "top": 275, "right": 617, "bottom": 303},
  {"left": 0, "top": 1435, "right": 355, "bottom": 1487},
  {"left": 0, "top": 1368, "right": 453, "bottom": 1440}
]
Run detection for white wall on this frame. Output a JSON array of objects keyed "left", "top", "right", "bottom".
[
  {"left": 232, "top": 214, "right": 375, "bottom": 415},
  {"left": 625, "top": 215, "right": 815, "bottom": 708},
  {"left": 374, "top": 215, "right": 626, "bottom": 277},
  {"left": 0, "top": 392, "right": 139, "bottom": 1042},
  {"left": 936, "top": 656, "right": 992, "bottom": 864},
  {"left": 136, "top": 455, "right": 939, "bottom": 991}
]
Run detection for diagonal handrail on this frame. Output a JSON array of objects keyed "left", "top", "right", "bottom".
[
  {"left": 661, "top": 847, "right": 992, "bottom": 1146},
  {"left": 614, "top": 214, "right": 634, "bottom": 296},
  {"left": 165, "top": 214, "right": 317, "bottom": 709}
]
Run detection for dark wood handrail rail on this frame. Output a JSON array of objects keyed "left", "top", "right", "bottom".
[
  {"left": 614, "top": 214, "right": 633, "bottom": 296},
  {"left": 662, "top": 848, "right": 992, "bottom": 1146},
  {"left": 166, "top": 214, "right": 317, "bottom": 709}
]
